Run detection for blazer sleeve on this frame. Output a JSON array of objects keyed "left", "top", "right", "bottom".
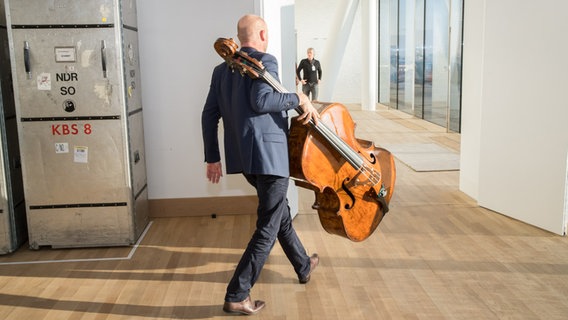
[
  {"left": 251, "top": 53, "right": 300, "bottom": 114},
  {"left": 201, "top": 66, "right": 222, "bottom": 163}
]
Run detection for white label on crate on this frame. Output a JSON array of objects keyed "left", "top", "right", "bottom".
[
  {"left": 74, "top": 146, "right": 88, "bottom": 163},
  {"left": 37, "top": 73, "right": 51, "bottom": 90},
  {"left": 55, "top": 47, "right": 76, "bottom": 63},
  {"left": 55, "top": 142, "right": 69, "bottom": 154}
]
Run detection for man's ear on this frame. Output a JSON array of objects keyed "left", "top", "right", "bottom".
[{"left": 259, "top": 29, "right": 266, "bottom": 42}]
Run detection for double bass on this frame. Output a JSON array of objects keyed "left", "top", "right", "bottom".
[{"left": 214, "top": 38, "right": 396, "bottom": 242}]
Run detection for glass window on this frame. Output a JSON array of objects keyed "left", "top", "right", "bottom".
[{"left": 379, "top": 0, "right": 463, "bottom": 132}]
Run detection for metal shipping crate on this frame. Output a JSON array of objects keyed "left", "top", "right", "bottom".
[
  {"left": 4, "top": 0, "right": 149, "bottom": 248},
  {"left": 0, "top": 0, "right": 27, "bottom": 254}
]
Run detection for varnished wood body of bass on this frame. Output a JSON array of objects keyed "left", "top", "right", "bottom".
[{"left": 289, "top": 102, "right": 396, "bottom": 241}]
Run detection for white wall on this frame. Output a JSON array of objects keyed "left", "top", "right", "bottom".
[
  {"left": 459, "top": 0, "right": 485, "bottom": 199},
  {"left": 260, "top": 0, "right": 297, "bottom": 91},
  {"left": 460, "top": 0, "right": 568, "bottom": 235},
  {"left": 137, "top": 0, "right": 259, "bottom": 200}
]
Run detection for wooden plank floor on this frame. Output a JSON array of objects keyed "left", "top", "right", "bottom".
[{"left": 1, "top": 105, "right": 568, "bottom": 319}]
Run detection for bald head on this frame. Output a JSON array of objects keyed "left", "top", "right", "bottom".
[{"left": 237, "top": 14, "right": 268, "bottom": 52}]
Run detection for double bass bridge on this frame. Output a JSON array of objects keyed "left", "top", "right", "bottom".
[{"left": 350, "top": 164, "right": 381, "bottom": 187}]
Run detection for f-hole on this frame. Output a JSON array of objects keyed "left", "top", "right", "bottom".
[{"left": 341, "top": 177, "right": 356, "bottom": 209}]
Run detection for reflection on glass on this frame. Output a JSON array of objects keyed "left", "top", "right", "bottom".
[
  {"left": 389, "top": 0, "right": 398, "bottom": 108},
  {"left": 378, "top": 0, "right": 463, "bottom": 133},
  {"left": 414, "top": 0, "right": 425, "bottom": 118},
  {"left": 449, "top": 0, "right": 463, "bottom": 132},
  {"left": 424, "top": 0, "right": 449, "bottom": 127},
  {"left": 398, "top": 0, "right": 415, "bottom": 114},
  {"left": 379, "top": 0, "right": 391, "bottom": 106}
]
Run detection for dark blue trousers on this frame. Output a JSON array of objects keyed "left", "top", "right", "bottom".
[{"left": 225, "top": 174, "right": 310, "bottom": 302}]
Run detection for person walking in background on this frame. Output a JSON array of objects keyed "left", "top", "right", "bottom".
[
  {"left": 201, "top": 14, "right": 320, "bottom": 315},
  {"left": 296, "top": 47, "right": 322, "bottom": 101}
]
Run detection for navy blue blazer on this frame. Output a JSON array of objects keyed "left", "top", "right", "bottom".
[{"left": 201, "top": 47, "right": 300, "bottom": 178}]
